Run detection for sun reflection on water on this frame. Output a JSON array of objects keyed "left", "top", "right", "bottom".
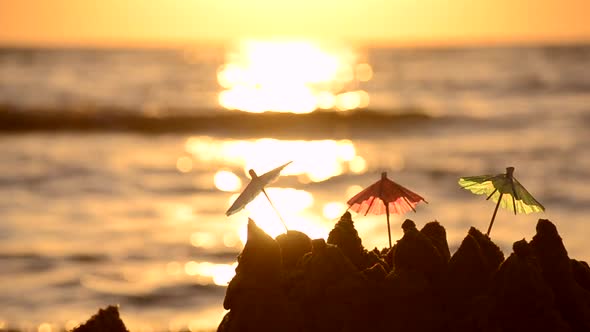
[
  {"left": 229, "top": 187, "right": 317, "bottom": 240},
  {"left": 186, "top": 137, "right": 366, "bottom": 184},
  {"left": 176, "top": 156, "right": 193, "bottom": 173},
  {"left": 217, "top": 40, "right": 371, "bottom": 113},
  {"left": 322, "top": 202, "right": 348, "bottom": 220},
  {"left": 184, "top": 261, "right": 237, "bottom": 286},
  {"left": 183, "top": 136, "right": 369, "bottom": 248},
  {"left": 38, "top": 323, "right": 52, "bottom": 332},
  {"left": 64, "top": 320, "right": 79, "bottom": 332},
  {"left": 214, "top": 170, "right": 242, "bottom": 192}
]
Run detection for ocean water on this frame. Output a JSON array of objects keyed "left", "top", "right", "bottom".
[{"left": 0, "top": 43, "right": 589, "bottom": 331}]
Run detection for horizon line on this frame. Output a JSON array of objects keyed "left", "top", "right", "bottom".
[{"left": 1, "top": 35, "right": 589, "bottom": 50}]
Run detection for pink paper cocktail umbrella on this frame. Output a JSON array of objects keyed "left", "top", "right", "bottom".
[{"left": 347, "top": 172, "right": 427, "bottom": 247}]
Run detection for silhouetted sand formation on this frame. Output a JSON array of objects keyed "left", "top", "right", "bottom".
[
  {"left": 487, "top": 239, "right": 570, "bottom": 332},
  {"left": 71, "top": 217, "right": 590, "bottom": 332},
  {"left": 327, "top": 211, "right": 389, "bottom": 273},
  {"left": 571, "top": 259, "right": 590, "bottom": 292},
  {"left": 468, "top": 226, "right": 505, "bottom": 271},
  {"left": 215, "top": 217, "right": 590, "bottom": 332},
  {"left": 275, "top": 229, "right": 313, "bottom": 322},
  {"left": 218, "top": 218, "right": 297, "bottom": 332},
  {"left": 420, "top": 221, "right": 451, "bottom": 262},
  {"left": 276, "top": 230, "right": 312, "bottom": 272},
  {"left": 444, "top": 230, "right": 495, "bottom": 331},
  {"left": 72, "top": 306, "right": 128, "bottom": 332},
  {"left": 297, "top": 238, "right": 370, "bottom": 332},
  {"left": 441, "top": 225, "right": 506, "bottom": 331},
  {"left": 381, "top": 219, "right": 446, "bottom": 332},
  {"left": 325, "top": 212, "right": 393, "bottom": 330},
  {"left": 530, "top": 219, "right": 590, "bottom": 332},
  {"left": 394, "top": 219, "right": 445, "bottom": 282},
  {"left": 327, "top": 211, "right": 365, "bottom": 269}
]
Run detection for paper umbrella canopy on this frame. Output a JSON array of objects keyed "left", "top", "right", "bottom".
[
  {"left": 226, "top": 161, "right": 292, "bottom": 231},
  {"left": 347, "top": 172, "right": 427, "bottom": 247},
  {"left": 458, "top": 166, "right": 545, "bottom": 236}
]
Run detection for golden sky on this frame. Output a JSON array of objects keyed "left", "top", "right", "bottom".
[{"left": 1, "top": 0, "right": 589, "bottom": 46}]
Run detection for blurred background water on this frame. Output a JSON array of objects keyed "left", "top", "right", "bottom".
[{"left": 0, "top": 42, "right": 589, "bottom": 331}]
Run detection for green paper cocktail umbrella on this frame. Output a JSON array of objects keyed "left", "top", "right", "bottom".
[{"left": 459, "top": 166, "right": 545, "bottom": 236}]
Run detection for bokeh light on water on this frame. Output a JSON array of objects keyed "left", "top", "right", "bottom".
[
  {"left": 183, "top": 136, "right": 371, "bottom": 240},
  {"left": 213, "top": 170, "right": 242, "bottom": 192},
  {"left": 217, "top": 40, "right": 371, "bottom": 113},
  {"left": 185, "top": 136, "right": 366, "bottom": 184},
  {"left": 181, "top": 134, "right": 380, "bottom": 251}
]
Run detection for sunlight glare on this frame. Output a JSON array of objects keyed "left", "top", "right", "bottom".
[
  {"left": 230, "top": 187, "right": 314, "bottom": 239},
  {"left": 349, "top": 155, "right": 368, "bottom": 173},
  {"left": 163, "top": 203, "right": 193, "bottom": 223},
  {"left": 138, "top": 325, "right": 154, "bottom": 332},
  {"left": 237, "top": 214, "right": 330, "bottom": 246},
  {"left": 357, "top": 90, "right": 370, "bottom": 108},
  {"left": 316, "top": 91, "right": 336, "bottom": 109},
  {"left": 38, "top": 323, "right": 52, "bottom": 332},
  {"left": 169, "top": 319, "right": 185, "bottom": 332},
  {"left": 323, "top": 202, "right": 348, "bottom": 220},
  {"left": 190, "top": 232, "right": 217, "bottom": 248},
  {"left": 64, "top": 321, "right": 79, "bottom": 332},
  {"left": 286, "top": 215, "right": 330, "bottom": 240},
  {"left": 184, "top": 136, "right": 377, "bottom": 242},
  {"left": 223, "top": 232, "right": 241, "bottom": 248},
  {"left": 336, "top": 91, "right": 364, "bottom": 111},
  {"left": 214, "top": 170, "right": 242, "bottom": 192},
  {"left": 186, "top": 137, "right": 364, "bottom": 183},
  {"left": 336, "top": 140, "right": 356, "bottom": 161},
  {"left": 166, "top": 261, "right": 183, "bottom": 276},
  {"left": 355, "top": 63, "right": 374, "bottom": 82},
  {"left": 346, "top": 185, "right": 364, "bottom": 198},
  {"left": 176, "top": 156, "right": 193, "bottom": 173},
  {"left": 217, "top": 40, "right": 372, "bottom": 113},
  {"left": 184, "top": 261, "right": 237, "bottom": 286}
]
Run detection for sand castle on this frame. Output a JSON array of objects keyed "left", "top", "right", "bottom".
[
  {"left": 216, "top": 214, "right": 590, "bottom": 332},
  {"left": 75, "top": 215, "right": 590, "bottom": 332}
]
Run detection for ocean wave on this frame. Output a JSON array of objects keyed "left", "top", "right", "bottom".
[
  {"left": 0, "top": 252, "right": 110, "bottom": 270},
  {"left": 0, "top": 105, "right": 433, "bottom": 135},
  {"left": 80, "top": 273, "right": 226, "bottom": 306},
  {"left": 121, "top": 283, "right": 226, "bottom": 307}
]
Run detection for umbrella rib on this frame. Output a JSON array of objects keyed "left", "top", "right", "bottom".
[
  {"left": 510, "top": 178, "right": 520, "bottom": 201},
  {"left": 402, "top": 196, "right": 417, "bottom": 213},
  {"left": 510, "top": 178, "right": 518, "bottom": 215},
  {"left": 398, "top": 185, "right": 427, "bottom": 204},
  {"left": 486, "top": 188, "right": 498, "bottom": 200},
  {"left": 511, "top": 192, "right": 517, "bottom": 215},
  {"left": 364, "top": 195, "right": 377, "bottom": 216}
]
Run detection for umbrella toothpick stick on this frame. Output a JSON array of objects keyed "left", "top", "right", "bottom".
[
  {"left": 261, "top": 188, "right": 289, "bottom": 232},
  {"left": 486, "top": 192, "right": 503, "bottom": 236},
  {"left": 385, "top": 200, "right": 392, "bottom": 248}
]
